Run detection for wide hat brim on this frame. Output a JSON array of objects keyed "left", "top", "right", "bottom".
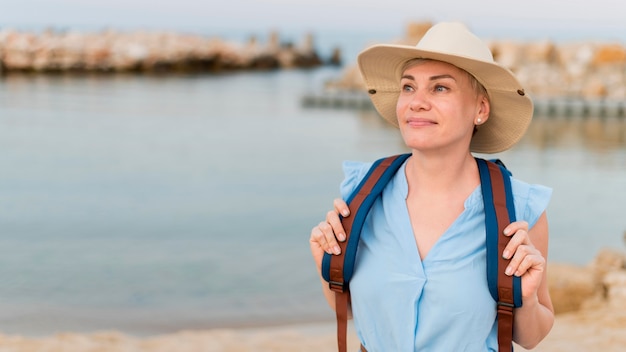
[{"left": 357, "top": 23, "right": 533, "bottom": 154}]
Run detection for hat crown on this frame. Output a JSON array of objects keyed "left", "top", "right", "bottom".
[{"left": 416, "top": 22, "right": 494, "bottom": 63}]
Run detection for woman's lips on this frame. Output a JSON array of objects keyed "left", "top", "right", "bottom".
[{"left": 406, "top": 117, "right": 437, "bottom": 127}]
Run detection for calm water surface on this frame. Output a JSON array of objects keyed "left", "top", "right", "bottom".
[{"left": 0, "top": 68, "right": 625, "bottom": 335}]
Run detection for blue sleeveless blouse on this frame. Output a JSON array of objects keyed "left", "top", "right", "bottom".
[{"left": 340, "top": 159, "right": 552, "bottom": 351}]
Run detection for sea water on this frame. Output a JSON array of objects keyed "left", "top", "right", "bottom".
[{"left": 0, "top": 66, "right": 625, "bottom": 335}]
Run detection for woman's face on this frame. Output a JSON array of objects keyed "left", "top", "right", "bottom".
[{"left": 396, "top": 60, "right": 489, "bottom": 153}]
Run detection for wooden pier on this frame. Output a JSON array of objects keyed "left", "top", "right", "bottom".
[{"left": 302, "top": 92, "right": 626, "bottom": 118}]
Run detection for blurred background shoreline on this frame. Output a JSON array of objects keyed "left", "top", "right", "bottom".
[
  {"left": 2, "top": 48, "right": 625, "bottom": 339},
  {"left": 3, "top": 21, "right": 626, "bottom": 106},
  {"left": 2, "top": 1, "right": 626, "bottom": 350}
]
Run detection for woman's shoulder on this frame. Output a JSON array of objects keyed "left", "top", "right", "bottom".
[
  {"left": 510, "top": 177, "right": 552, "bottom": 202},
  {"left": 510, "top": 176, "right": 553, "bottom": 227},
  {"left": 339, "top": 160, "right": 374, "bottom": 200}
]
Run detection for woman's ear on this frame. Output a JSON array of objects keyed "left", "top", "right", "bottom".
[{"left": 475, "top": 95, "right": 490, "bottom": 125}]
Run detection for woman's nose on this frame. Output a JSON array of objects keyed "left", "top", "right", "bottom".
[{"left": 409, "top": 90, "right": 430, "bottom": 111}]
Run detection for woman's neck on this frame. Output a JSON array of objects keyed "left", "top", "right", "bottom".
[{"left": 405, "top": 150, "right": 478, "bottom": 194}]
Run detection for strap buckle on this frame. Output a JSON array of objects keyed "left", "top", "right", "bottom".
[
  {"left": 329, "top": 280, "right": 346, "bottom": 292},
  {"left": 497, "top": 301, "right": 515, "bottom": 317},
  {"left": 497, "top": 301, "right": 515, "bottom": 308}
]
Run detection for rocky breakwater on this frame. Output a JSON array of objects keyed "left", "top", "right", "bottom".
[
  {"left": 549, "top": 247, "right": 626, "bottom": 314},
  {"left": 0, "top": 29, "right": 337, "bottom": 74},
  {"left": 320, "top": 22, "right": 626, "bottom": 115},
  {"left": 490, "top": 39, "right": 626, "bottom": 101},
  {"left": 531, "top": 247, "right": 626, "bottom": 351}
]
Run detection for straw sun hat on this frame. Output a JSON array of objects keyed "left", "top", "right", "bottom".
[{"left": 357, "top": 22, "right": 533, "bottom": 153}]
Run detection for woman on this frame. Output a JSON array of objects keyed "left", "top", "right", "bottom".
[{"left": 309, "top": 22, "right": 554, "bottom": 351}]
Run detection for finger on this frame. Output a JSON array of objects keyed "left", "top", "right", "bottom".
[
  {"left": 309, "top": 224, "right": 328, "bottom": 250},
  {"left": 502, "top": 227, "right": 531, "bottom": 260},
  {"left": 515, "top": 252, "right": 545, "bottom": 277},
  {"left": 318, "top": 220, "right": 342, "bottom": 255},
  {"left": 504, "top": 244, "right": 537, "bottom": 276},
  {"left": 333, "top": 198, "right": 350, "bottom": 217},
  {"left": 503, "top": 220, "right": 528, "bottom": 237},
  {"left": 504, "top": 244, "right": 528, "bottom": 276},
  {"left": 309, "top": 226, "right": 328, "bottom": 268},
  {"left": 506, "top": 249, "right": 544, "bottom": 277},
  {"left": 326, "top": 210, "right": 347, "bottom": 242}
]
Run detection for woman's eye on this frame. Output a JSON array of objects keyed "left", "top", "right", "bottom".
[
  {"left": 434, "top": 85, "right": 448, "bottom": 92},
  {"left": 402, "top": 84, "right": 414, "bottom": 92}
]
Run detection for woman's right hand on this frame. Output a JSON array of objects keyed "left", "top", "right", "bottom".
[{"left": 309, "top": 198, "right": 350, "bottom": 269}]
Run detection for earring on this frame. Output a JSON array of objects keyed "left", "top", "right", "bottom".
[{"left": 476, "top": 118, "right": 482, "bottom": 125}]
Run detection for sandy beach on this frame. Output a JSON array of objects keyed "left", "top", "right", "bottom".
[{"left": 0, "top": 304, "right": 625, "bottom": 352}]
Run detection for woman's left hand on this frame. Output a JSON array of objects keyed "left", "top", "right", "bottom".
[{"left": 501, "top": 220, "right": 546, "bottom": 300}]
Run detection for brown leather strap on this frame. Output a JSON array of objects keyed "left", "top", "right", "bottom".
[
  {"left": 328, "top": 156, "right": 399, "bottom": 292},
  {"left": 331, "top": 158, "right": 515, "bottom": 351},
  {"left": 487, "top": 161, "right": 516, "bottom": 352},
  {"left": 329, "top": 155, "right": 403, "bottom": 352},
  {"left": 334, "top": 291, "right": 350, "bottom": 352}
]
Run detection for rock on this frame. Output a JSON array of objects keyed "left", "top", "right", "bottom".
[
  {"left": 300, "top": 33, "right": 315, "bottom": 54},
  {"left": 490, "top": 40, "right": 524, "bottom": 71},
  {"left": 604, "top": 270, "right": 626, "bottom": 308},
  {"left": 2, "top": 30, "right": 36, "bottom": 70},
  {"left": 556, "top": 42, "right": 595, "bottom": 84},
  {"left": 267, "top": 31, "right": 280, "bottom": 53},
  {"left": 548, "top": 263, "right": 598, "bottom": 314},
  {"left": 324, "top": 65, "right": 365, "bottom": 91},
  {"left": 514, "top": 62, "right": 568, "bottom": 98},
  {"left": 323, "top": 22, "right": 626, "bottom": 101},
  {"left": 328, "top": 47, "right": 342, "bottom": 66},
  {"left": 590, "top": 247, "right": 626, "bottom": 282},
  {"left": 580, "top": 248, "right": 626, "bottom": 310},
  {"left": 542, "top": 249, "right": 626, "bottom": 315},
  {"left": 491, "top": 40, "right": 558, "bottom": 71},
  {"left": 404, "top": 22, "right": 432, "bottom": 45},
  {"left": 581, "top": 78, "right": 608, "bottom": 99},
  {"left": 525, "top": 40, "right": 559, "bottom": 64},
  {"left": 0, "top": 29, "right": 327, "bottom": 73},
  {"left": 592, "top": 44, "right": 626, "bottom": 66}
]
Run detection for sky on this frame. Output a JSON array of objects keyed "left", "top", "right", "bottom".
[{"left": 2, "top": 0, "right": 626, "bottom": 43}]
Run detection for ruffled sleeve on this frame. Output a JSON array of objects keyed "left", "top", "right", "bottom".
[
  {"left": 339, "top": 160, "right": 373, "bottom": 201},
  {"left": 510, "top": 178, "right": 553, "bottom": 228}
]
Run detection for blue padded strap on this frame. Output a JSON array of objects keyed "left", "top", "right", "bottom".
[
  {"left": 477, "top": 158, "right": 499, "bottom": 302},
  {"left": 321, "top": 153, "right": 411, "bottom": 284},
  {"left": 477, "top": 158, "right": 522, "bottom": 308}
]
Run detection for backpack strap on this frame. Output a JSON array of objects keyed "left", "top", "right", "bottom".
[
  {"left": 321, "top": 153, "right": 411, "bottom": 352},
  {"left": 321, "top": 155, "right": 521, "bottom": 352},
  {"left": 477, "top": 158, "right": 522, "bottom": 352}
]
